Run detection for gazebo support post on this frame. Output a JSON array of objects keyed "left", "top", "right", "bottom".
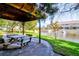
[
  {"left": 39, "top": 19, "right": 41, "bottom": 43},
  {"left": 22, "top": 22, "right": 25, "bottom": 35}
]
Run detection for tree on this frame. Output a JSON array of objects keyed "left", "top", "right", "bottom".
[
  {"left": 0, "top": 18, "right": 8, "bottom": 27},
  {"left": 37, "top": 3, "right": 79, "bottom": 23},
  {"left": 19, "top": 20, "right": 37, "bottom": 33},
  {"left": 25, "top": 20, "right": 37, "bottom": 30},
  {"left": 51, "top": 21, "right": 62, "bottom": 40},
  {"left": 0, "top": 18, "right": 19, "bottom": 33},
  {"left": 36, "top": 3, "right": 59, "bottom": 23},
  {"left": 7, "top": 21, "right": 18, "bottom": 33},
  {"left": 37, "top": 3, "right": 58, "bottom": 15},
  {"left": 57, "top": 3, "right": 79, "bottom": 18}
]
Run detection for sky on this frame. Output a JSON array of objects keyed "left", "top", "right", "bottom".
[{"left": 37, "top": 3, "right": 79, "bottom": 27}]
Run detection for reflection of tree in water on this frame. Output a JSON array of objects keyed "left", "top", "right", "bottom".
[{"left": 66, "top": 31, "right": 79, "bottom": 39}]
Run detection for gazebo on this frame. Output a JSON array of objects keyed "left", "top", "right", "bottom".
[{"left": 0, "top": 3, "right": 41, "bottom": 43}]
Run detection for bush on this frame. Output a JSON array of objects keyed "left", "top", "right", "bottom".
[{"left": 0, "top": 31, "right": 4, "bottom": 35}]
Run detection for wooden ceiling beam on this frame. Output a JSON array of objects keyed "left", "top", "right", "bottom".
[{"left": 0, "top": 3, "right": 38, "bottom": 22}]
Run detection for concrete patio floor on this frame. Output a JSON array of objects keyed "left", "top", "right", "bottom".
[{"left": 0, "top": 37, "right": 61, "bottom": 56}]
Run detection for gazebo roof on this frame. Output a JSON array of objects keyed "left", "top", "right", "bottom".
[{"left": 0, "top": 3, "right": 38, "bottom": 22}]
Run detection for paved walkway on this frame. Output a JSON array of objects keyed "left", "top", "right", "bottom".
[{"left": 0, "top": 37, "right": 61, "bottom": 56}]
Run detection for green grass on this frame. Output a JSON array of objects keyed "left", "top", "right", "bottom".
[{"left": 26, "top": 32, "right": 79, "bottom": 56}]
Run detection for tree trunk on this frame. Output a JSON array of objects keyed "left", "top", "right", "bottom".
[
  {"left": 22, "top": 22, "right": 25, "bottom": 35},
  {"left": 11, "top": 28, "right": 14, "bottom": 33},
  {"left": 55, "top": 32, "right": 56, "bottom": 40},
  {"left": 55, "top": 31, "right": 57, "bottom": 40}
]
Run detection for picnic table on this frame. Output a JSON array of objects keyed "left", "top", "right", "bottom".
[
  {"left": 9, "top": 35, "right": 25, "bottom": 39},
  {"left": 8, "top": 35, "right": 30, "bottom": 46},
  {"left": 2, "top": 34, "right": 30, "bottom": 49}
]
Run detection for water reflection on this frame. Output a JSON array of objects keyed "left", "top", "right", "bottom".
[{"left": 41, "top": 30, "right": 79, "bottom": 43}]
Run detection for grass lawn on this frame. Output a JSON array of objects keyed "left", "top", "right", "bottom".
[{"left": 26, "top": 32, "right": 79, "bottom": 56}]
